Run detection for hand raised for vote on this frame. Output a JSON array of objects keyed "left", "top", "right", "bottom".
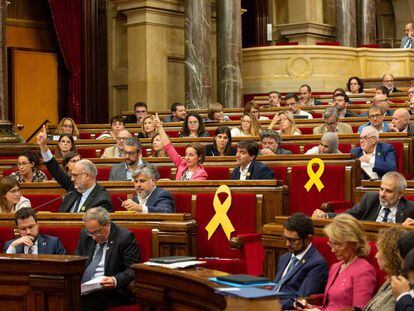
[
  {"left": 36, "top": 125, "right": 48, "bottom": 146},
  {"left": 11, "top": 235, "right": 35, "bottom": 249},
  {"left": 100, "top": 276, "right": 116, "bottom": 288},
  {"left": 153, "top": 113, "right": 163, "bottom": 129},
  {"left": 121, "top": 199, "right": 143, "bottom": 213}
]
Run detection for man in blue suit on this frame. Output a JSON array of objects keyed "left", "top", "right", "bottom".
[
  {"left": 274, "top": 213, "right": 328, "bottom": 310},
  {"left": 231, "top": 139, "right": 275, "bottom": 180},
  {"left": 4, "top": 208, "right": 65, "bottom": 254},
  {"left": 351, "top": 126, "right": 396, "bottom": 180},
  {"left": 121, "top": 164, "right": 174, "bottom": 213}
]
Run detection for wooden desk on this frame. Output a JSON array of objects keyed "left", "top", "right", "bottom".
[
  {"left": 0, "top": 254, "right": 87, "bottom": 311},
  {"left": 133, "top": 264, "right": 281, "bottom": 311}
]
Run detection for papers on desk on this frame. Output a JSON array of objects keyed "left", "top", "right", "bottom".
[
  {"left": 81, "top": 276, "right": 104, "bottom": 295},
  {"left": 144, "top": 260, "right": 206, "bottom": 269},
  {"left": 215, "top": 287, "right": 291, "bottom": 299}
]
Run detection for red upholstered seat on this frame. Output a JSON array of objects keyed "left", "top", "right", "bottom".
[
  {"left": 303, "top": 143, "right": 353, "bottom": 154},
  {"left": 128, "top": 227, "right": 153, "bottom": 263},
  {"left": 270, "top": 166, "right": 288, "bottom": 183},
  {"left": 78, "top": 148, "right": 97, "bottom": 158},
  {"left": 40, "top": 226, "right": 83, "bottom": 254},
  {"left": 25, "top": 194, "right": 62, "bottom": 212},
  {"left": 299, "top": 127, "right": 314, "bottom": 134},
  {"left": 173, "top": 193, "right": 192, "bottom": 213},
  {"left": 156, "top": 166, "right": 172, "bottom": 179},
  {"left": 174, "top": 146, "right": 186, "bottom": 156},
  {"left": 351, "top": 100, "right": 367, "bottom": 105},
  {"left": 97, "top": 167, "right": 111, "bottom": 181},
  {"left": 387, "top": 141, "right": 404, "bottom": 175},
  {"left": 311, "top": 112, "right": 323, "bottom": 118},
  {"left": 110, "top": 193, "right": 129, "bottom": 211},
  {"left": 0, "top": 227, "right": 14, "bottom": 252},
  {"left": 79, "top": 132, "right": 91, "bottom": 139},
  {"left": 205, "top": 166, "right": 230, "bottom": 180},
  {"left": 282, "top": 144, "right": 301, "bottom": 154},
  {"left": 288, "top": 165, "right": 346, "bottom": 216},
  {"left": 195, "top": 192, "right": 263, "bottom": 275},
  {"left": 276, "top": 42, "right": 299, "bottom": 46},
  {"left": 165, "top": 130, "right": 179, "bottom": 138}
]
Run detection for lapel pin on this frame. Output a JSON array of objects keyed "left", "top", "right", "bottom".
[{"left": 81, "top": 206, "right": 86, "bottom": 212}]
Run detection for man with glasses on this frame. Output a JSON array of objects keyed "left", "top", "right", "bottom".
[
  {"left": 358, "top": 106, "right": 390, "bottom": 133},
  {"left": 352, "top": 126, "right": 395, "bottom": 180},
  {"left": 109, "top": 137, "right": 146, "bottom": 181},
  {"left": 121, "top": 164, "right": 174, "bottom": 213},
  {"left": 382, "top": 73, "right": 400, "bottom": 94},
  {"left": 273, "top": 213, "right": 328, "bottom": 310},
  {"left": 313, "top": 172, "right": 414, "bottom": 223},
  {"left": 101, "top": 129, "right": 132, "bottom": 158},
  {"left": 125, "top": 102, "right": 148, "bottom": 124},
  {"left": 286, "top": 93, "right": 313, "bottom": 119},
  {"left": 76, "top": 207, "right": 139, "bottom": 310},
  {"left": 4, "top": 208, "right": 65, "bottom": 254},
  {"left": 37, "top": 126, "right": 113, "bottom": 213},
  {"left": 313, "top": 107, "right": 353, "bottom": 134}
]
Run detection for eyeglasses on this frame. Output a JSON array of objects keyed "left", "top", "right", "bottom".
[
  {"left": 71, "top": 171, "right": 87, "bottom": 178},
  {"left": 327, "top": 241, "right": 344, "bottom": 249},
  {"left": 283, "top": 235, "right": 303, "bottom": 244},
  {"left": 326, "top": 121, "right": 338, "bottom": 127},
  {"left": 86, "top": 226, "right": 106, "bottom": 237},
  {"left": 369, "top": 114, "right": 383, "bottom": 119},
  {"left": 121, "top": 151, "right": 138, "bottom": 156},
  {"left": 360, "top": 135, "right": 374, "bottom": 141},
  {"left": 135, "top": 110, "right": 147, "bottom": 114},
  {"left": 62, "top": 124, "right": 73, "bottom": 128},
  {"left": 383, "top": 79, "right": 394, "bottom": 83},
  {"left": 17, "top": 162, "right": 30, "bottom": 167}
]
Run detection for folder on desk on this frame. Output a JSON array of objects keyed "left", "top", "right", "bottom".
[
  {"left": 216, "top": 274, "right": 270, "bottom": 285},
  {"left": 216, "top": 287, "right": 291, "bottom": 299}
]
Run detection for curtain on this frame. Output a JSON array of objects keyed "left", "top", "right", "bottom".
[{"left": 48, "top": 0, "right": 82, "bottom": 123}]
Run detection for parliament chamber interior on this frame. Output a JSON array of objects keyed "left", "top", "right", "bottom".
[{"left": 0, "top": 0, "right": 413, "bottom": 310}]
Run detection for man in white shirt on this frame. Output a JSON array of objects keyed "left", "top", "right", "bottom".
[
  {"left": 121, "top": 164, "right": 174, "bottom": 213},
  {"left": 286, "top": 93, "right": 313, "bottom": 119}
]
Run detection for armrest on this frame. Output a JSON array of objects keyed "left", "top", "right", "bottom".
[
  {"left": 231, "top": 233, "right": 264, "bottom": 276},
  {"left": 320, "top": 200, "right": 352, "bottom": 213}
]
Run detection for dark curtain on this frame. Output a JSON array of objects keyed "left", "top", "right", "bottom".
[{"left": 48, "top": 0, "right": 82, "bottom": 123}]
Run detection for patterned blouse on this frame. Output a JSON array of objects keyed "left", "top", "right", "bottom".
[{"left": 10, "top": 170, "right": 48, "bottom": 182}]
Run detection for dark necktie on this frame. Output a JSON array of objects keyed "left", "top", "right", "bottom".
[
  {"left": 286, "top": 256, "right": 299, "bottom": 275},
  {"left": 382, "top": 208, "right": 391, "bottom": 223},
  {"left": 71, "top": 193, "right": 82, "bottom": 213},
  {"left": 81, "top": 243, "right": 106, "bottom": 283},
  {"left": 27, "top": 245, "right": 33, "bottom": 254}
]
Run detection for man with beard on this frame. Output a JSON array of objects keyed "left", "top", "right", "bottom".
[
  {"left": 274, "top": 213, "right": 328, "bottom": 310},
  {"left": 37, "top": 126, "right": 112, "bottom": 213},
  {"left": 313, "top": 172, "right": 414, "bottom": 223},
  {"left": 121, "top": 164, "right": 174, "bottom": 213},
  {"left": 109, "top": 137, "right": 146, "bottom": 181}
]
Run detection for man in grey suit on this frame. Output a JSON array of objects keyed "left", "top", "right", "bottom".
[
  {"left": 401, "top": 23, "right": 414, "bottom": 48},
  {"left": 109, "top": 137, "right": 146, "bottom": 181},
  {"left": 313, "top": 107, "right": 353, "bottom": 134},
  {"left": 313, "top": 172, "right": 414, "bottom": 223},
  {"left": 121, "top": 164, "right": 174, "bottom": 213},
  {"left": 260, "top": 129, "right": 292, "bottom": 155},
  {"left": 4, "top": 208, "right": 65, "bottom": 254}
]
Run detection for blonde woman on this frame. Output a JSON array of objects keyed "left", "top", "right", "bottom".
[
  {"left": 296, "top": 214, "right": 376, "bottom": 310},
  {"left": 268, "top": 111, "right": 301, "bottom": 135},
  {"left": 230, "top": 113, "right": 261, "bottom": 137},
  {"left": 56, "top": 117, "right": 79, "bottom": 137},
  {"left": 139, "top": 114, "right": 157, "bottom": 138}
]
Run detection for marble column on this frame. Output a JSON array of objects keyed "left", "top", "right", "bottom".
[
  {"left": 335, "top": 0, "right": 357, "bottom": 47},
  {"left": 217, "top": 0, "right": 242, "bottom": 108},
  {"left": 357, "top": 0, "right": 376, "bottom": 45},
  {"left": 184, "top": 0, "right": 211, "bottom": 109},
  {"left": 0, "top": 0, "right": 21, "bottom": 143}
]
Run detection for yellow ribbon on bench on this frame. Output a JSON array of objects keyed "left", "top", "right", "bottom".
[
  {"left": 304, "top": 158, "right": 325, "bottom": 192},
  {"left": 205, "top": 185, "right": 235, "bottom": 241}
]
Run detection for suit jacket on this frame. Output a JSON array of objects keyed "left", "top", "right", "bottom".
[
  {"left": 205, "top": 144, "right": 236, "bottom": 156},
  {"left": 109, "top": 159, "right": 147, "bottom": 181},
  {"left": 401, "top": 36, "right": 414, "bottom": 48},
  {"left": 313, "top": 122, "right": 353, "bottom": 134},
  {"left": 274, "top": 245, "right": 328, "bottom": 309},
  {"left": 164, "top": 143, "right": 208, "bottom": 180},
  {"left": 396, "top": 294, "right": 414, "bottom": 311},
  {"left": 231, "top": 160, "right": 275, "bottom": 180},
  {"left": 124, "top": 114, "right": 138, "bottom": 123},
  {"left": 44, "top": 156, "right": 113, "bottom": 212},
  {"left": 406, "top": 123, "right": 414, "bottom": 136},
  {"left": 75, "top": 222, "right": 140, "bottom": 300},
  {"left": 275, "top": 147, "right": 292, "bottom": 155},
  {"left": 322, "top": 258, "right": 376, "bottom": 310},
  {"left": 3, "top": 234, "right": 66, "bottom": 254},
  {"left": 132, "top": 186, "right": 175, "bottom": 213},
  {"left": 350, "top": 142, "right": 396, "bottom": 178},
  {"left": 101, "top": 145, "right": 122, "bottom": 158},
  {"left": 344, "top": 109, "right": 359, "bottom": 117},
  {"left": 328, "top": 192, "right": 414, "bottom": 222},
  {"left": 358, "top": 121, "right": 391, "bottom": 133}
]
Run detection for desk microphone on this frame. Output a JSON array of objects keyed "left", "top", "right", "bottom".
[{"left": 32, "top": 191, "right": 74, "bottom": 211}]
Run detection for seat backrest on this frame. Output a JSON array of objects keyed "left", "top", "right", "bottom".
[
  {"left": 173, "top": 193, "right": 192, "bottom": 213},
  {"left": 97, "top": 167, "right": 111, "bottom": 181},
  {"left": 77, "top": 148, "right": 97, "bottom": 159},
  {"left": 78, "top": 132, "right": 91, "bottom": 139},
  {"left": 25, "top": 194, "right": 62, "bottom": 212},
  {"left": 367, "top": 242, "right": 387, "bottom": 289},
  {"left": 195, "top": 192, "right": 258, "bottom": 258},
  {"left": 110, "top": 193, "right": 129, "bottom": 211},
  {"left": 205, "top": 166, "right": 230, "bottom": 180},
  {"left": 288, "top": 165, "right": 346, "bottom": 215},
  {"left": 387, "top": 141, "right": 403, "bottom": 174},
  {"left": 312, "top": 236, "right": 338, "bottom": 268},
  {"left": 0, "top": 227, "right": 14, "bottom": 252},
  {"left": 128, "top": 227, "right": 153, "bottom": 262},
  {"left": 282, "top": 144, "right": 301, "bottom": 154},
  {"left": 269, "top": 166, "right": 288, "bottom": 183},
  {"left": 40, "top": 225, "right": 83, "bottom": 255},
  {"left": 156, "top": 166, "right": 172, "bottom": 179}
]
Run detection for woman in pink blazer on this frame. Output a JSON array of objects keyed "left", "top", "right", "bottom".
[
  {"left": 296, "top": 214, "right": 377, "bottom": 311},
  {"left": 155, "top": 114, "right": 208, "bottom": 181}
]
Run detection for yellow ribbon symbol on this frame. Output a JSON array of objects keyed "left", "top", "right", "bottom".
[
  {"left": 205, "top": 185, "right": 235, "bottom": 241},
  {"left": 304, "top": 158, "right": 325, "bottom": 192}
]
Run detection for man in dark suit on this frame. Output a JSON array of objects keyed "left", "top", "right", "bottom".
[
  {"left": 37, "top": 126, "right": 112, "bottom": 213},
  {"left": 231, "top": 139, "right": 275, "bottom": 180},
  {"left": 109, "top": 137, "right": 146, "bottom": 181},
  {"left": 390, "top": 108, "right": 414, "bottom": 136},
  {"left": 260, "top": 129, "right": 292, "bottom": 156},
  {"left": 4, "top": 208, "right": 65, "bottom": 254},
  {"left": 334, "top": 92, "right": 359, "bottom": 118},
  {"left": 274, "top": 213, "right": 328, "bottom": 309},
  {"left": 76, "top": 207, "right": 140, "bottom": 310},
  {"left": 350, "top": 126, "right": 396, "bottom": 180},
  {"left": 383, "top": 73, "right": 400, "bottom": 94},
  {"left": 124, "top": 102, "right": 148, "bottom": 123},
  {"left": 121, "top": 164, "right": 174, "bottom": 213},
  {"left": 313, "top": 172, "right": 414, "bottom": 223},
  {"left": 391, "top": 242, "right": 414, "bottom": 310}
]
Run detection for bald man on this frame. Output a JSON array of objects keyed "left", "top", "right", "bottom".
[
  {"left": 401, "top": 23, "right": 414, "bottom": 48},
  {"left": 390, "top": 108, "right": 414, "bottom": 135}
]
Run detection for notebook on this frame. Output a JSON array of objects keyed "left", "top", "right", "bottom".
[
  {"left": 149, "top": 256, "right": 197, "bottom": 264},
  {"left": 216, "top": 274, "right": 270, "bottom": 285}
]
